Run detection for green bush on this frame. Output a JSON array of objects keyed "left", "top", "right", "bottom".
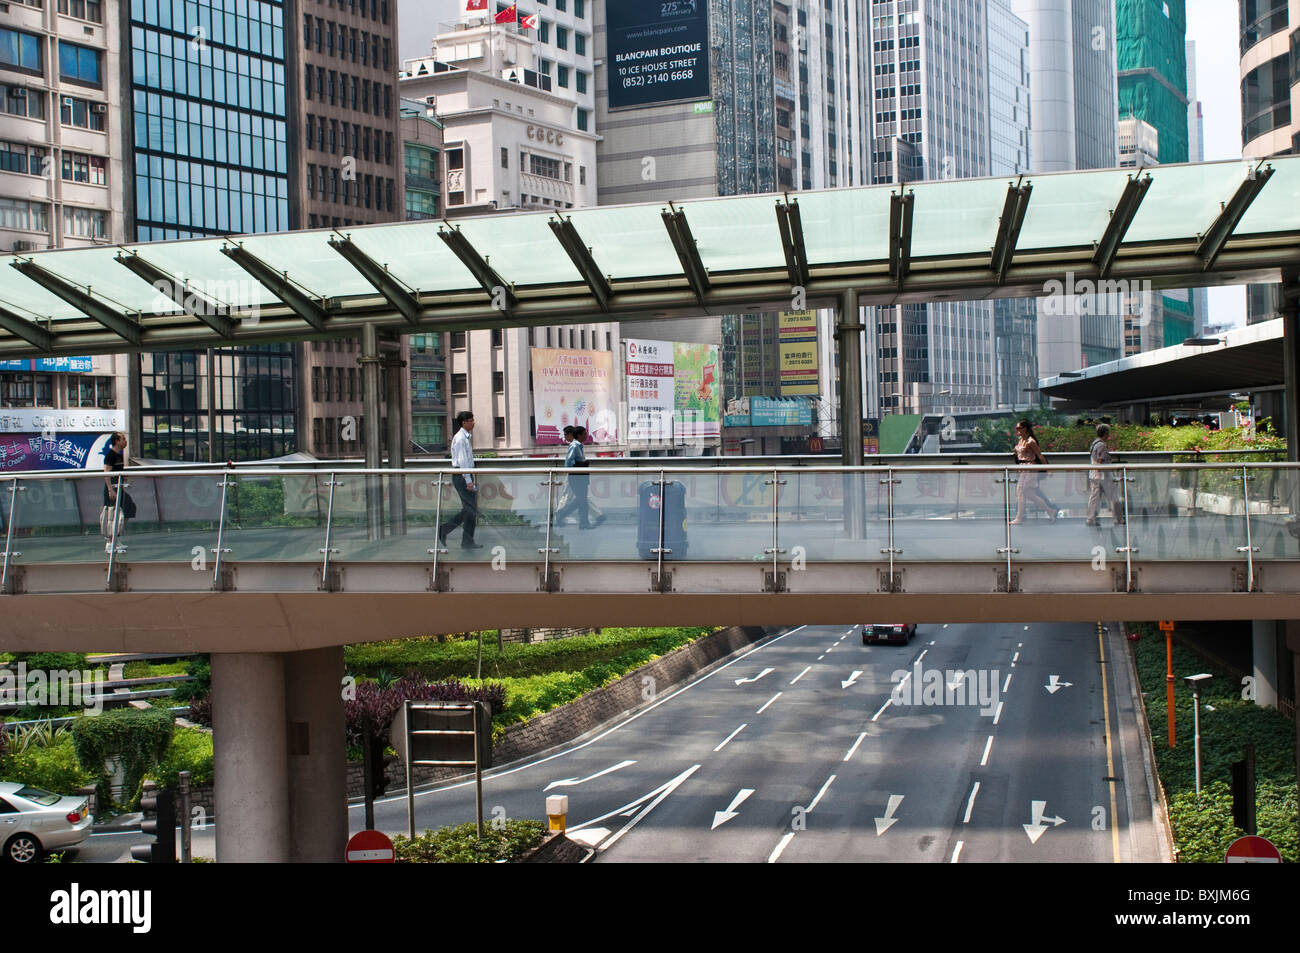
[
  {"left": 394, "top": 819, "right": 546, "bottom": 863},
  {"left": 70, "top": 707, "right": 175, "bottom": 809},
  {"left": 10, "top": 652, "right": 88, "bottom": 672},
  {"left": 172, "top": 656, "right": 210, "bottom": 702},
  {"left": 345, "top": 627, "right": 713, "bottom": 682},
  {"left": 0, "top": 733, "right": 96, "bottom": 796},
  {"left": 1129, "top": 623, "right": 1296, "bottom": 862},
  {"left": 146, "top": 728, "right": 214, "bottom": 789}
]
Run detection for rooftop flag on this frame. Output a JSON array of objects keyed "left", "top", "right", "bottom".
[{"left": 495, "top": 3, "right": 517, "bottom": 23}]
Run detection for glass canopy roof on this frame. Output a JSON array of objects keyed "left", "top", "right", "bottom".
[{"left": 1, "top": 156, "right": 1297, "bottom": 356}]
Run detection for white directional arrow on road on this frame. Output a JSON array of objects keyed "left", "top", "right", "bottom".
[
  {"left": 874, "top": 794, "right": 904, "bottom": 835},
  {"left": 841, "top": 670, "right": 863, "bottom": 689},
  {"left": 544, "top": 760, "right": 637, "bottom": 792},
  {"left": 947, "top": 672, "right": 968, "bottom": 693},
  {"left": 1044, "top": 675, "right": 1074, "bottom": 694},
  {"left": 734, "top": 667, "right": 774, "bottom": 686},
  {"left": 711, "top": 788, "right": 756, "bottom": 830},
  {"left": 1022, "top": 800, "right": 1066, "bottom": 844}
]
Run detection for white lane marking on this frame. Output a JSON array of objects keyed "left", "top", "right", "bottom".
[
  {"left": 544, "top": 759, "right": 637, "bottom": 791},
  {"left": 826, "top": 645, "right": 834, "bottom": 653},
  {"left": 915, "top": 649, "right": 928, "bottom": 663},
  {"left": 756, "top": 691, "right": 783, "bottom": 714},
  {"left": 929, "top": 640, "right": 936, "bottom": 645},
  {"left": 942, "top": 624, "right": 949, "bottom": 629},
  {"left": 951, "top": 841, "right": 964, "bottom": 863},
  {"left": 768, "top": 832, "right": 795, "bottom": 863},
  {"left": 1017, "top": 642, "right": 1023, "bottom": 648},
  {"left": 843, "top": 731, "right": 868, "bottom": 762},
  {"left": 871, "top": 698, "right": 892, "bottom": 722},
  {"left": 846, "top": 627, "right": 857, "bottom": 636},
  {"left": 713, "top": 723, "right": 747, "bottom": 752},
  {"left": 349, "top": 626, "right": 810, "bottom": 808},
  {"left": 992, "top": 700, "right": 1005, "bottom": 725},
  {"left": 1012, "top": 651, "right": 1020, "bottom": 663},
  {"left": 711, "top": 788, "right": 756, "bottom": 830},
  {"left": 963, "top": 781, "right": 980, "bottom": 823},
  {"left": 807, "top": 774, "right": 837, "bottom": 813},
  {"left": 980, "top": 735, "right": 994, "bottom": 767},
  {"left": 596, "top": 764, "right": 701, "bottom": 853},
  {"left": 790, "top": 665, "right": 811, "bottom": 685},
  {"left": 1002, "top": 672, "right": 1012, "bottom": 694},
  {"left": 1024, "top": 626, "right": 1030, "bottom": 631},
  {"left": 817, "top": 654, "right": 825, "bottom": 661}
]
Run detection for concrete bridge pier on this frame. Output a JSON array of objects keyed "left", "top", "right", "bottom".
[{"left": 211, "top": 648, "right": 347, "bottom": 863}]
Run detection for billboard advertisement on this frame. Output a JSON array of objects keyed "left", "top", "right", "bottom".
[
  {"left": 778, "top": 310, "right": 819, "bottom": 395},
  {"left": 751, "top": 396, "right": 812, "bottom": 427},
  {"left": 607, "top": 0, "right": 711, "bottom": 110},
  {"left": 673, "top": 342, "right": 720, "bottom": 439},
  {"left": 624, "top": 339, "right": 675, "bottom": 441},
  {"left": 0, "top": 433, "right": 111, "bottom": 473},
  {"left": 530, "top": 348, "right": 619, "bottom": 446}
]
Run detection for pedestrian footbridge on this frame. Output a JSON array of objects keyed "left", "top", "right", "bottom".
[{"left": 3, "top": 461, "right": 1298, "bottom": 652}]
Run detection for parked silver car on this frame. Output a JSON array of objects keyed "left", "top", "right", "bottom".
[{"left": 0, "top": 782, "right": 93, "bottom": 863}]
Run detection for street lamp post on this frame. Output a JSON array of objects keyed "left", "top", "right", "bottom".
[{"left": 1184, "top": 673, "right": 1213, "bottom": 795}]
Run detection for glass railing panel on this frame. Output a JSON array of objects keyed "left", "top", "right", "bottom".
[
  {"left": 545, "top": 468, "right": 645, "bottom": 562},
  {"left": 223, "top": 472, "right": 329, "bottom": 563},
  {"left": 1131, "top": 466, "right": 1248, "bottom": 560},
  {"left": 893, "top": 467, "right": 1010, "bottom": 562},
  {"left": 775, "top": 469, "right": 882, "bottom": 562},
  {"left": 1241, "top": 467, "right": 1299, "bottom": 560}
]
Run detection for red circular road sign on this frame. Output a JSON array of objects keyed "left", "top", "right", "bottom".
[
  {"left": 1225, "top": 835, "right": 1281, "bottom": 863},
  {"left": 346, "top": 830, "right": 396, "bottom": 864}
]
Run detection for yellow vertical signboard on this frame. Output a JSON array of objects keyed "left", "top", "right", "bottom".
[{"left": 778, "top": 310, "right": 819, "bottom": 395}]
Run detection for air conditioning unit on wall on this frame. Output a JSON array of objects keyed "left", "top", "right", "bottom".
[{"left": 12, "top": 240, "right": 38, "bottom": 252}]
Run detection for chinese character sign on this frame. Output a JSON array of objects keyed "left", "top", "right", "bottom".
[
  {"left": 624, "top": 339, "right": 675, "bottom": 441},
  {"left": 673, "top": 342, "right": 720, "bottom": 439},
  {"left": 530, "top": 348, "right": 619, "bottom": 446}
]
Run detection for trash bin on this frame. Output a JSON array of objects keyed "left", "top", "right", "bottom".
[{"left": 637, "top": 480, "right": 688, "bottom": 560}]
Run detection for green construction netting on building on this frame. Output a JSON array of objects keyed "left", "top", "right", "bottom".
[
  {"left": 879, "top": 414, "right": 923, "bottom": 455},
  {"left": 1117, "top": 0, "right": 1190, "bottom": 165}
]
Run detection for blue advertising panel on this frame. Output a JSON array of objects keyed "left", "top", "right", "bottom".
[
  {"left": 0, "top": 357, "right": 94, "bottom": 372},
  {"left": 607, "top": 0, "right": 711, "bottom": 110},
  {"left": 750, "top": 396, "right": 812, "bottom": 427},
  {"left": 0, "top": 432, "right": 110, "bottom": 472}
]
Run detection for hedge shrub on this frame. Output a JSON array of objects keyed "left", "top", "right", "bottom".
[
  {"left": 70, "top": 707, "right": 175, "bottom": 809},
  {"left": 0, "top": 733, "right": 96, "bottom": 795},
  {"left": 146, "top": 727, "right": 214, "bottom": 790},
  {"left": 394, "top": 819, "right": 545, "bottom": 863}
]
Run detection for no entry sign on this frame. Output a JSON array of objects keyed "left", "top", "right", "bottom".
[
  {"left": 1225, "top": 835, "right": 1281, "bottom": 863},
  {"left": 346, "top": 829, "right": 396, "bottom": 863}
]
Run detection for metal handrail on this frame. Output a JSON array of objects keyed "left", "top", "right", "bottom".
[
  {"left": 318, "top": 473, "right": 341, "bottom": 587},
  {"left": 211, "top": 477, "right": 232, "bottom": 589}
]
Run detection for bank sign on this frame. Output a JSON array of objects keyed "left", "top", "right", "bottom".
[{"left": 607, "top": 1, "right": 711, "bottom": 110}]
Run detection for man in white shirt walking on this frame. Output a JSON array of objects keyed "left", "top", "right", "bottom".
[{"left": 439, "top": 411, "right": 481, "bottom": 548}]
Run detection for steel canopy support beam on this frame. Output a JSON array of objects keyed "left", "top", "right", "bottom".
[
  {"left": 889, "top": 191, "right": 914, "bottom": 291},
  {"left": 548, "top": 217, "right": 612, "bottom": 312},
  {"left": 114, "top": 249, "right": 236, "bottom": 338},
  {"left": 775, "top": 198, "right": 810, "bottom": 289},
  {"left": 438, "top": 224, "right": 518, "bottom": 314},
  {"left": 220, "top": 242, "right": 331, "bottom": 332},
  {"left": 990, "top": 179, "right": 1032, "bottom": 283},
  {"left": 327, "top": 235, "right": 422, "bottom": 325},
  {"left": 360, "top": 323, "right": 384, "bottom": 542},
  {"left": 662, "top": 204, "right": 711, "bottom": 304},
  {"left": 0, "top": 305, "right": 53, "bottom": 352},
  {"left": 1196, "top": 164, "right": 1275, "bottom": 271},
  {"left": 1092, "top": 173, "right": 1153, "bottom": 278},
  {"left": 9, "top": 259, "right": 141, "bottom": 345}
]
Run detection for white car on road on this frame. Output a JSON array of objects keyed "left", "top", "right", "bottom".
[{"left": 0, "top": 782, "right": 93, "bottom": 863}]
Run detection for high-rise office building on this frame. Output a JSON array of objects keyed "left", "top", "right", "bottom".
[
  {"left": 1117, "top": 0, "right": 1188, "bottom": 164},
  {"left": 124, "top": 0, "right": 407, "bottom": 462},
  {"left": 1186, "top": 39, "right": 1209, "bottom": 332},
  {"left": 1014, "top": 0, "right": 1120, "bottom": 376},
  {"left": 988, "top": 0, "right": 1037, "bottom": 410},
  {"left": 400, "top": 11, "right": 612, "bottom": 454},
  {"left": 1, "top": 1, "right": 131, "bottom": 465},
  {"left": 1240, "top": 0, "right": 1298, "bottom": 325},
  {"left": 862, "top": 0, "right": 1005, "bottom": 416}
]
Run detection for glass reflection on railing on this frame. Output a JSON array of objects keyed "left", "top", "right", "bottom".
[
  {"left": 1135, "top": 466, "right": 1250, "bottom": 560},
  {"left": 892, "top": 467, "right": 1010, "bottom": 562}
]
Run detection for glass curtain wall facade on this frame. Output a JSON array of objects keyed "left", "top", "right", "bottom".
[
  {"left": 863, "top": 0, "right": 996, "bottom": 416},
  {"left": 125, "top": 0, "right": 298, "bottom": 461},
  {"left": 988, "top": 0, "right": 1036, "bottom": 410}
]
